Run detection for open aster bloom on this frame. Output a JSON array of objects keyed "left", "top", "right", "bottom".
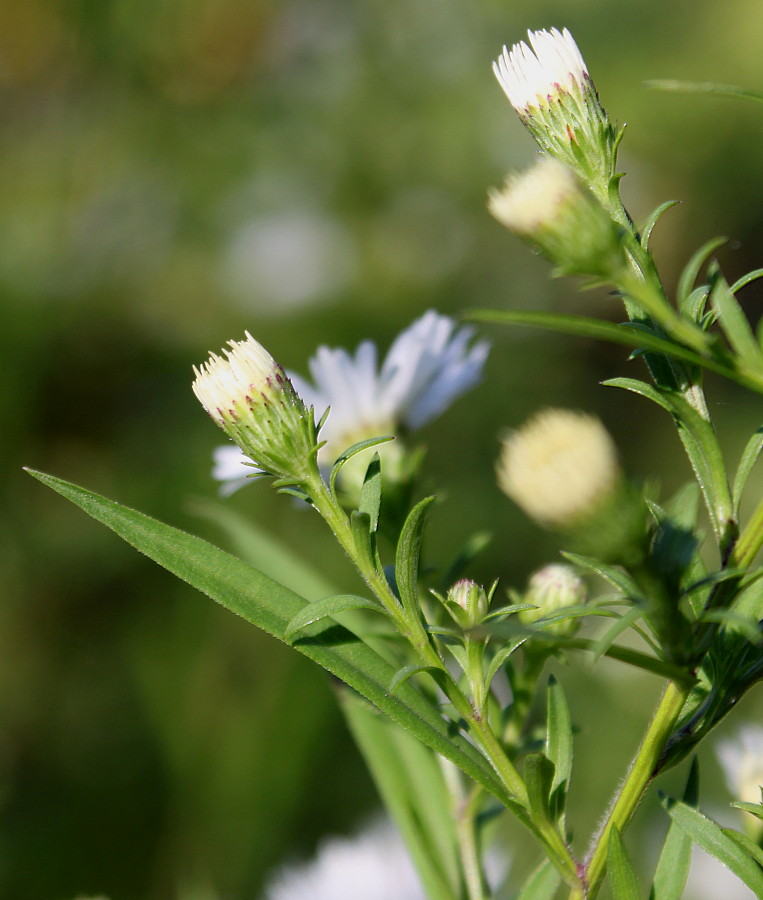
[{"left": 213, "top": 310, "right": 489, "bottom": 494}]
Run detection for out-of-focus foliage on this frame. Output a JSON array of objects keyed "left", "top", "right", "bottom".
[{"left": 4, "top": 0, "right": 763, "bottom": 897}]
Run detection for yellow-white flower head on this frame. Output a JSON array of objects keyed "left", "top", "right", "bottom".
[
  {"left": 488, "top": 157, "right": 577, "bottom": 237},
  {"left": 520, "top": 563, "right": 586, "bottom": 635},
  {"left": 193, "top": 333, "right": 318, "bottom": 482},
  {"left": 488, "top": 158, "right": 623, "bottom": 278},
  {"left": 717, "top": 725, "right": 763, "bottom": 836},
  {"left": 497, "top": 408, "right": 619, "bottom": 528},
  {"left": 493, "top": 28, "right": 587, "bottom": 114}
]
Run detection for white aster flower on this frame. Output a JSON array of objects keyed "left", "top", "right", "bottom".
[
  {"left": 717, "top": 725, "right": 763, "bottom": 837},
  {"left": 493, "top": 27, "right": 588, "bottom": 114},
  {"left": 262, "top": 818, "right": 425, "bottom": 900},
  {"left": 214, "top": 311, "right": 489, "bottom": 493}
]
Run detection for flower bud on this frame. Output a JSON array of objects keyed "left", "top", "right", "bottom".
[
  {"left": 193, "top": 333, "right": 318, "bottom": 482},
  {"left": 493, "top": 28, "right": 617, "bottom": 199},
  {"left": 497, "top": 408, "right": 619, "bottom": 528},
  {"left": 488, "top": 158, "right": 623, "bottom": 278},
  {"left": 447, "top": 579, "right": 490, "bottom": 628},
  {"left": 520, "top": 563, "right": 586, "bottom": 635}
]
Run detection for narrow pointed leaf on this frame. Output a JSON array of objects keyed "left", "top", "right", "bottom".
[
  {"left": 640, "top": 200, "right": 680, "bottom": 250},
  {"left": 661, "top": 796, "right": 763, "bottom": 895},
  {"left": 389, "top": 664, "right": 441, "bottom": 694},
  {"left": 26, "top": 470, "right": 512, "bottom": 804},
  {"left": 284, "top": 594, "right": 382, "bottom": 642},
  {"left": 730, "top": 802, "right": 763, "bottom": 821},
  {"left": 677, "top": 236, "right": 727, "bottom": 312},
  {"left": 709, "top": 267, "right": 763, "bottom": 367},
  {"left": 395, "top": 496, "right": 436, "bottom": 614},
  {"left": 330, "top": 435, "right": 394, "bottom": 496},
  {"left": 731, "top": 268, "right": 763, "bottom": 296},
  {"left": 561, "top": 552, "right": 641, "bottom": 598},
  {"left": 546, "top": 676, "right": 573, "bottom": 803},
  {"left": 650, "top": 757, "right": 698, "bottom": 900},
  {"left": 516, "top": 857, "right": 562, "bottom": 900},
  {"left": 524, "top": 753, "right": 554, "bottom": 825},
  {"left": 359, "top": 454, "right": 383, "bottom": 533},
  {"left": 341, "top": 690, "right": 462, "bottom": 900},
  {"left": 732, "top": 427, "right": 763, "bottom": 515},
  {"left": 608, "top": 825, "right": 641, "bottom": 900}
]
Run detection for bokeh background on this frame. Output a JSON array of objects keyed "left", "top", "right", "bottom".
[{"left": 4, "top": 0, "right": 763, "bottom": 897}]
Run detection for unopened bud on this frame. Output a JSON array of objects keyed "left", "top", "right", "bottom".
[
  {"left": 193, "top": 333, "right": 318, "bottom": 481},
  {"left": 520, "top": 564, "right": 586, "bottom": 635},
  {"left": 446, "top": 579, "right": 490, "bottom": 627}
]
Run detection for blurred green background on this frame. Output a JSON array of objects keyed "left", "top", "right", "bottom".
[{"left": 4, "top": 0, "right": 763, "bottom": 897}]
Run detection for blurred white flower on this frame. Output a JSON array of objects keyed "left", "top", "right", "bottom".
[
  {"left": 716, "top": 724, "right": 763, "bottom": 804},
  {"left": 716, "top": 724, "right": 763, "bottom": 840},
  {"left": 262, "top": 818, "right": 425, "bottom": 900},
  {"left": 214, "top": 310, "right": 489, "bottom": 492},
  {"left": 493, "top": 28, "right": 588, "bottom": 115}
]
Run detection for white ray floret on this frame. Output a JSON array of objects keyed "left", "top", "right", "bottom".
[
  {"left": 192, "top": 332, "right": 283, "bottom": 426},
  {"left": 493, "top": 27, "right": 588, "bottom": 113},
  {"left": 213, "top": 311, "right": 489, "bottom": 492}
]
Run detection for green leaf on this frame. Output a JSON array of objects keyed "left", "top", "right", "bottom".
[
  {"left": 351, "top": 509, "right": 378, "bottom": 572},
  {"left": 26, "top": 469, "right": 513, "bottom": 806},
  {"left": 650, "top": 757, "right": 698, "bottom": 900},
  {"left": 708, "top": 265, "right": 763, "bottom": 367},
  {"left": 359, "top": 454, "right": 383, "bottom": 533},
  {"left": 561, "top": 552, "right": 642, "bottom": 599},
  {"left": 466, "top": 309, "right": 711, "bottom": 370},
  {"left": 607, "top": 825, "right": 641, "bottom": 900},
  {"left": 341, "top": 689, "right": 462, "bottom": 900},
  {"left": 524, "top": 753, "right": 555, "bottom": 825},
  {"left": 640, "top": 200, "right": 680, "bottom": 250},
  {"left": 723, "top": 828, "right": 763, "bottom": 867},
  {"left": 389, "top": 664, "right": 441, "bottom": 694},
  {"left": 284, "top": 594, "right": 382, "bottom": 642},
  {"left": 516, "top": 857, "right": 562, "bottom": 900},
  {"left": 466, "top": 308, "right": 763, "bottom": 393},
  {"left": 732, "top": 427, "right": 763, "bottom": 515},
  {"left": 677, "top": 236, "right": 727, "bottom": 314},
  {"left": 395, "top": 496, "right": 436, "bottom": 615},
  {"left": 661, "top": 796, "right": 763, "bottom": 896},
  {"left": 730, "top": 802, "right": 763, "bottom": 821},
  {"left": 647, "top": 79, "right": 763, "bottom": 105},
  {"left": 546, "top": 676, "right": 572, "bottom": 815},
  {"left": 730, "top": 268, "right": 763, "bottom": 296},
  {"left": 329, "top": 435, "right": 395, "bottom": 496}
]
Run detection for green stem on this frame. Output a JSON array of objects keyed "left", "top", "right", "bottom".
[
  {"left": 440, "top": 770, "right": 490, "bottom": 900},
  {"left": 582, "top": 680, "right": 692, "bottom": 898}
]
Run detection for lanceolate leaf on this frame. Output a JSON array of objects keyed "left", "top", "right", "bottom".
[
  {"left": 708, "top": 265, "right": 763, "bottom": 367},
  {"left": 661, "top": 796, "right": 763, "bottom": 896},
  {"left": 676, "top": 235, "right": 727, "bottom": 313},
  {"left": 732, "top": 426, "right": 763, "bottom": 515},
  {"left": 546, "top": 676, "right": 573, "bottom": 811},
  {"left": 284, "top": 594, "right": 382, "bottom": 642},
  {"left": 650, "top": 757, "right": 698, "bottom": 900},
  {"left": 359, "top": 454, "right": 383, "bottom": 533},
  {"left": 516, "top": 858, "right": 562, "bottom": 900},
  {"left": 341, "top": 690, "right": 462, "bottom": 900},
  {"left": 640, "top": 200, "right": 680, "bottom": 251},
  {"left": 607, "top": 825, "right": 641, "bottom": 900},
  {"left": 395, "top": 496, "right": 436, "bottom": 615},
  {"left": 26, "top": 469, "right": 512, "bottom": 805}
]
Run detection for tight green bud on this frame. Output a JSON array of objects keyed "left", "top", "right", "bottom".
[
  {"left": 447, "top": 579, "right": 490, "bottom": 628},
  {"left": 520, "top": 563, "right": 586, "bottom": 635}
]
